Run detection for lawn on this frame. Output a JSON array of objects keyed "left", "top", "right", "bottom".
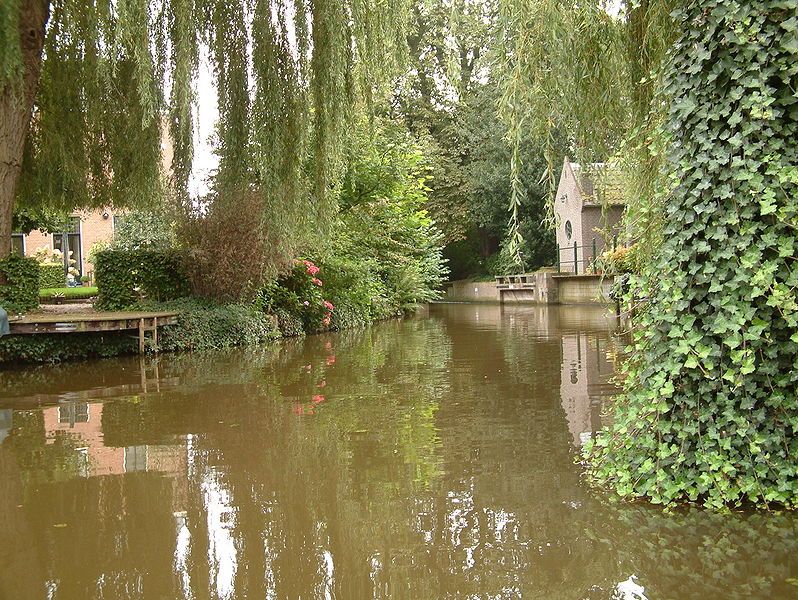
[{"left": 40, "top": 287, "right": 99, "bottom": 300}]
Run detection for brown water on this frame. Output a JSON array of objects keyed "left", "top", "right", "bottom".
[{"left": 0, "top": 303, "right": 796, "bottom": 600}]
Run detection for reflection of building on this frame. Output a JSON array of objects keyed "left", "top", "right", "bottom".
[
  {"left": 559, "top": 333, "right": 620, "bottom": 446},
  {"left": 0, "top": 410, "right": 11, "bottom": 444},
  {"left": 43, "top": 401, "right": 188, "bottom": 482}
]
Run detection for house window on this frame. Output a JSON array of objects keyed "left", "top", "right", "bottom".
[
  {"left": 565, "top": 220, "right": 573, "bottom": 240},
  {"left": 58, "top": 402, "right": 90, "bottom": 426},
  {"left": 52, "top": 217, "right": 82, "bottom": 277},
  {"left": 11, "top": 233, "right": 24, "bottom": 256}
]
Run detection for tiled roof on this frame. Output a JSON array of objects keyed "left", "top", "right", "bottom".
[{"left": 570, "top": 162, "right": 626, "bottom": 206}]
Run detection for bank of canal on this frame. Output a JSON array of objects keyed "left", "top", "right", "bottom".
[{"left": 0, "top": 304, "right": 796, "bottom": 599}]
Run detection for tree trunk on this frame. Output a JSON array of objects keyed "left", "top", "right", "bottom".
[{"left": 0, "top": 0, "right": 50, "bottom": 261}]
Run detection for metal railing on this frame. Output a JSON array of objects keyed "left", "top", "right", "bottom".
[{"left": 555, "top": 237, "right": 617, "bottom": 274}]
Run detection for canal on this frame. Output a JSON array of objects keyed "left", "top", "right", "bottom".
[{"left": 0, "top": 304, "right": 796, "bottom": 599}]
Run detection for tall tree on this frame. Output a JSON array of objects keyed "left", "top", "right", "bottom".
[{"left": 0, "top": 0, "right": 409, "bottom": 260}]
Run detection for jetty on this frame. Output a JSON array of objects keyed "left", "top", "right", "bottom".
[{"left": 7, "top": 311, "right": 179, "bottom": 354}]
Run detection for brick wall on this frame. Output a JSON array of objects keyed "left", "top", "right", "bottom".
[
  {"left": 554, "top": 161, "right": 584, "bottom": 272},
  {"left": 579, "top": 205, "right": 625, "bottom": 263},
  {"left": 20, "top": 207, "right": 120, "bottom": 277}
]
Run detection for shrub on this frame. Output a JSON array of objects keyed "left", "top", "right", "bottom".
[
  {"left": 39, "top": 264, "right": 65, "bottom": 289},
  {"left": 94, "top": 249, "right": 189, "bottom": 310},
  {"left": 259, "top": 260, "right": 335, "bottom": 335},
  {"left": 178, "top": 188, "right": 292, "bottom": 302},
  {"left": 32, "top": 246, "right": 74, "bottom": 286},
  {"left": 142, "top": 298, "right": 280, "bottom": 351},
  {"left": 0, "top": 255, "right": 39, "bottom": 313}
]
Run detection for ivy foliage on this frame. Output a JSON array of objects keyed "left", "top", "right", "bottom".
[
  {"left": 586, "top": 0, "right": 798, "bottom": 509},
  {"left": 148, "top": 298, "right": 280, "bottom": 353},
  {"left": 0, "top": 255, "right": 39, "bottom": 313},
  {"left": 94, "top": 249, "right": 189, "bottom": 310}
]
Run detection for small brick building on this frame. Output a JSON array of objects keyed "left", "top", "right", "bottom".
[
  {"left": 554, "top": 158, "right": 626, "bottom": 273},
  {"left": 12, "top": 208, "right": 123, "bottom": 280}
]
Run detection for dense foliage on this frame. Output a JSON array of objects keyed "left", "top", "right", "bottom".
[
  {"left": 151, "top": 298, "right": 280, "bottom": 352},
  {"left": 0, "top": 255, "right": 39, "bottom": 313},
  {"left": 259, "top": 259, "right": 335, "bottom": 335},
  {"left": 0, "top": 332, "right": 136, "bottom": 363},
  {"left": 586, "top": 0, "right": 798, "bottom": 508},
  {"left": 37, "top": 264, "right": 63, "bottom": 290},
  {"left": 94, "top": 249, "right": 189, "bottom": 310},
  {"left": 328, "top": 123, "right": 447, "bottom": 319},
  {"left": 394, "top": 1, "right": 554, "bottom": 277},
  {"left": 111, "top": 209, "right": 177, "bottom": 251}
]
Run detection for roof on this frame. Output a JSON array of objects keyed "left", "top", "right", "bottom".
[{"left": 568, "top": 161, "right": 626, "bottom": 207}]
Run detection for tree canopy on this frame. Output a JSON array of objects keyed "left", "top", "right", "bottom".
[{"left": 0, "top": 0, "right": 410, "bottom": 259}]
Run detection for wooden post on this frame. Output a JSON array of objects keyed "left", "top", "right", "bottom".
[
  {"left": 573, "top": 241, "right": 578, "bottom": 274},
  {"left": 138, "top": 318, "right": 145, "bottom": 354},
  {"left": 152, "top": 317, "right": 158, "bottom": 353}
]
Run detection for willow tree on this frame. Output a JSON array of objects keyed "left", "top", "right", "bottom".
[
  {"left": 0, "top": 0, "right": 409, "bottom": 262},
  {"left": 497, "top": 0, "right": 677, "bottom": 265}
]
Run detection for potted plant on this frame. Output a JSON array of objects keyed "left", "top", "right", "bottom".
[{"left": 80, "top": 275, "right": 91, "bottom": 287}]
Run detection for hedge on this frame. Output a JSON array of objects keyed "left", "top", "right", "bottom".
[
  {"left": 95, "top": 249, "right": 190, "bottom": 310},
  {"left": 0, "top": 255, "right": 39, "bottom": 313},
  {"left": 39, "top": 264, "right": 65, "bottom": 289}
]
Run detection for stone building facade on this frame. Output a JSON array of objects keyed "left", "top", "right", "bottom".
[{"left": 554, "top": 159, "right": 626, "bottom": 273}]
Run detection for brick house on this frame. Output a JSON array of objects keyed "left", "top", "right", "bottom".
[
  {"left": 12, "top": 208, "right": 124, "bottom": 280},
  {"left": 554, "top": 158, "right": 626, "bottom": 273}
]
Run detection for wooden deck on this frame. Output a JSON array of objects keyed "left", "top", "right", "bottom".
[{"left": 7, "top": 311, "right": 180, "bottom": 353}]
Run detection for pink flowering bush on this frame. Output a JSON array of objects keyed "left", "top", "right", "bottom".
[{"left": 259, "top": 258, "right": 334, "bottom": 335}]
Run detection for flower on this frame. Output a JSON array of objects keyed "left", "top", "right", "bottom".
[
  {"left": 311, "top": 277, "right": 323, "bottom": 286},
  {"left": 323, "top": 300, "right": 335, "bottom": 311},
  {"left": 303, "top": 259, "right": 320, "bottom": 276},
  {"left": 303, "top": 300, "right": 310, "bottom": 306},
  {"left": 326, "top": 355, "right": 336, "bottom": 366},
  {"left": 312, "top": 394, "right": 325, "bottom": 404},
  {"left": 322, "top": 315, "right": 331, "bottom": 327}
]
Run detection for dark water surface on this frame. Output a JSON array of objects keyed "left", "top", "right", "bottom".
[{"left": 0, "top": 304, "right": 796, "bottom": 600}]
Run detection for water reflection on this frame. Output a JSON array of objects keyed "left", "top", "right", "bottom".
[{"left": 0, "top": 304, "right": 796, "bottom": 600}]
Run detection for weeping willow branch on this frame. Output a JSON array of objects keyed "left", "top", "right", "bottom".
[
  {"left": 1, "top": 0, "right": 409, "bottom": 266},
  {"left": 497, "top": 0, "right": 677, "bottom": 268}
]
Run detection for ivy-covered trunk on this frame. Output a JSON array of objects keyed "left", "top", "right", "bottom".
[
  {"left": 587, "top": 0, "right": 798, "bottom": 508},
  {"left": 0, "top": 0, "right": 50, "bottom": 260}
]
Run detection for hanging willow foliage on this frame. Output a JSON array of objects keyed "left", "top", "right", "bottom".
[
  {"left": 2, "top": 0, "right": 409, "bottom": 262},
  {"left": 496, "top": 0, "right": 678, "bottom": 268}
]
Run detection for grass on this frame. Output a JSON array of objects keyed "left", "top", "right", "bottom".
[{"left": 40, "top": 286, "right": 98, "bottom": 300}]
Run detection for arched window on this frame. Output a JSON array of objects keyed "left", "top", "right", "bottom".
[{"left": 565, "top": 220, "right": 573, "bottom": 240}]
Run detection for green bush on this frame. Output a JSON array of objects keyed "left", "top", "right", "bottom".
[
  {"left": 95, "top": 249, "right": 189, "bottom": 310},
  {"left": 146, "top": 298, "right": 280, "bottom": 351},
  {"left": 39, "top": 263, "right": 65, "bottom": 289},
  {"left": 0, "top": 255, "right": 39, "bottom": 313},
  {"left": 259, "top": 260, "right": 334, "bottom": 335}
]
